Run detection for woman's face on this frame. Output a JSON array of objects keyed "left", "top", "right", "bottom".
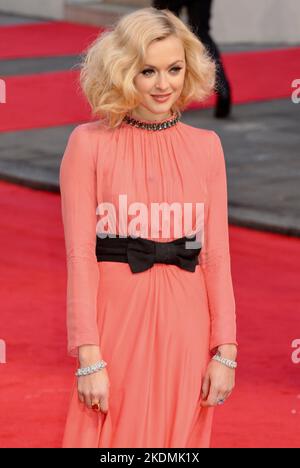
[{"left": 132, "top": 35, "right": 186, "bottom": 121}]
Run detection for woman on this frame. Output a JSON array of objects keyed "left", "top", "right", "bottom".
[{"left": 59, "top": 7, "right": 238, "bottom": 448}]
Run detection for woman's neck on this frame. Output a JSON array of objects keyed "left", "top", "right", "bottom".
[{"left": 129, "top": 108, "right": 173, "bottom": 123}]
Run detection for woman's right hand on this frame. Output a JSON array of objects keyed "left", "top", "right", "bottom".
[
  {"left": 77, "top": 367, "right": 110, "bottom": 413},
  {"left": 77, "top": 345, "right": 110, "bottom": 413}
]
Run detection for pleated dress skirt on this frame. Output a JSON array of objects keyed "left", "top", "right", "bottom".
[{"left": 62, "top": 261, "right": 215, "bottom": 448}]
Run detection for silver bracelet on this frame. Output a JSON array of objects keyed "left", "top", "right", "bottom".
[
  {"left": 75, "top": 359, "right": 107, "bottom": 377},
  {"left": 212, "top": 352, "right": 237, "bottom": 369}
]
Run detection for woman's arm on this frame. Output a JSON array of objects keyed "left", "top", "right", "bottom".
[
  {"left": 200, "top": 130, "right": 238, "bottom": 356},
  {"left": 200, "top": 131, "right": 238, "bottom": 407},
  {"left": 59, "top": 124, "right": 101, "bottom": 359},
  {"left": 60, "top": 125, "right": 110, "bottom": 413}
]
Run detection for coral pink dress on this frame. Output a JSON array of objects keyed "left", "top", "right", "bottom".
[{"left": 59, "top": 115, "right": 237, "bottom": 448}]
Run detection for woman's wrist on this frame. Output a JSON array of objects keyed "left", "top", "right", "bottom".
[
  {"left": 217, "top": 344, "right": 237, "bottom": 361},
  {"left": 78, "top": 345, "right": 102, "bottom": 366}
]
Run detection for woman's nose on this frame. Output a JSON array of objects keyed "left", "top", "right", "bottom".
[{"left": 156, "top": 73, "right": 169, "bottom": 89}]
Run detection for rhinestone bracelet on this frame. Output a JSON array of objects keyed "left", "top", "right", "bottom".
[
  {"left": 75, "top": 359, "right": 107, "bottom": 377},
  {"left": 212, "top": 352, "right": 237, "bottom": 369}
]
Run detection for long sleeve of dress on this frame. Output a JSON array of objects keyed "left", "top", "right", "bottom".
[
  {"left": 200, "top": 131, "right": 238, "bottom": 355},
  {"left": 59, "top": 124, "right": 100, "bottom": 358}
]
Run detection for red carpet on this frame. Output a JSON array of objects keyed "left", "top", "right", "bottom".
[
  {"left": 0, "top": 179, "right": 299, "bottom": 448},
  {"left": 0, "top": 47, "right": 299, "bottom": 132},
  {"left": 0, "top": 21, "right": 101, "bottom": 59},
  {"left": 0, "top": 71, "right": 91, "bottom": 131}
]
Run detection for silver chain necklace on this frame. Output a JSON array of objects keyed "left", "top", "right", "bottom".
[{"left": 123, "top": 111, "right": 180, "bottom": 131}]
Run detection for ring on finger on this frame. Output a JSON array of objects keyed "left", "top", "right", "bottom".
[
  {"left": 216, "top": 398, "right": 226, "bottom": 405},
  {"left": 92, "top": 401, "right": 101, "bottom": 411}
]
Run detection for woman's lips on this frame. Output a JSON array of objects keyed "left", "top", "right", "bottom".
[{"left": 151, "top": 94, "right": 172, "bottom": 103}]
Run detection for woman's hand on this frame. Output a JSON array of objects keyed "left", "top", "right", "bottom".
[
  {"left": 200, "top": 344, "right": 237, "bottom": 407},
  {"left": 77, "top": 368, "right": 110, "bottom": 413},
  {"left": 77, "top": 345, "right": 110, "bottom": 413}
]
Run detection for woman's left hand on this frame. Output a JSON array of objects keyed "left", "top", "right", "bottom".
[
  {"left": 200, "top": 361, "right": 235, "bottom": 407},
  {"left": 200, "top": 346, "right": 237, "bottom": 407}
]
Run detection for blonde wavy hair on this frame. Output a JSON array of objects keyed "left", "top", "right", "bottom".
[{"left": 79, "top": 7, "right": 216, "bottom": 129}]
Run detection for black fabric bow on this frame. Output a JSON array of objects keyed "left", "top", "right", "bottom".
[{"left": 127, "top": 235, "right": 201, "bottom": 273}]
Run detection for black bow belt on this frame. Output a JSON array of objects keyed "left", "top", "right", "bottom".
[{"left": 95, "top": 234, "right": 201, "bottom": 273}]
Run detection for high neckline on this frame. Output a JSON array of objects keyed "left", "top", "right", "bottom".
[{"left": 122, "top": 110, "right": 180, "bottom": 131}]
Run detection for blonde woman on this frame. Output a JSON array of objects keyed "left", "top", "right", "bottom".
[{"left": 59, "top": 7, "right": 237, "bottom": 448}]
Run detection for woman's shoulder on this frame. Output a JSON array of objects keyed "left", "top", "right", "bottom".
[
  {"left": 63, "top": 121, "right": 108, "bottom": 166},
  {"left": 69, "top": 120, "right": 108, "bottom": 138},
  {"left": 179, "top": 121, "right": 220, "bottom": 145}
]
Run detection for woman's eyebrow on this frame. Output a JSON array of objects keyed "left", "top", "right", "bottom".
[{"left": 143, "top": 60, "right": 184, "bottom": 68}]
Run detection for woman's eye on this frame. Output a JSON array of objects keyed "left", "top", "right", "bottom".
[
  {"left": 142, "top": 67, "right": 182, "bottom": 76},
  {"left": 170, "top": 67, "right": 182, "bottom": 74},
  {"left": 171, "top": 67, "right": 182, "bottom": 73},
  {"left": 141, "top": 69, "right": 153, "bottom": 76}
]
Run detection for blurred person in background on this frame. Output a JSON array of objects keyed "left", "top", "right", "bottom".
[{"left": 153, "top": 0, "right": 232, "bottom": 117}]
